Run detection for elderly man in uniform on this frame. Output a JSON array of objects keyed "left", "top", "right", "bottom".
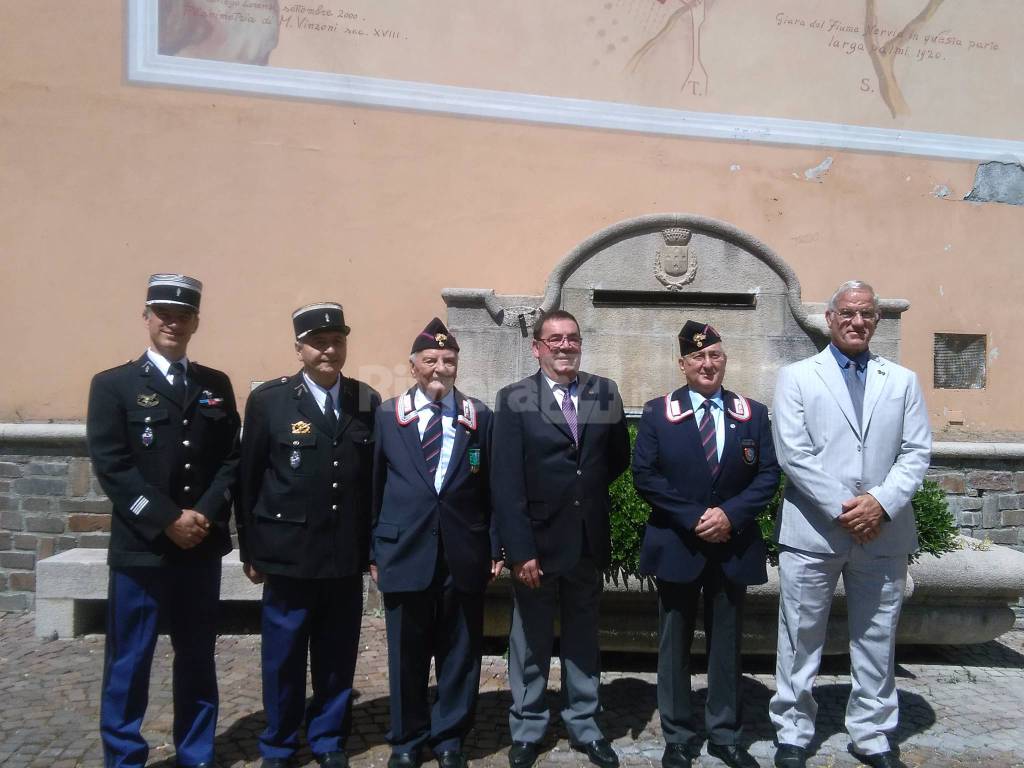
[
  {"left": 769, "top": 281, "right": 931, "bottom": 768},
  {"left": 493, "top": 309, "right": 631, "bottom": 768},
  {"left": 370, "top": 318, "right": 503, "bottom": 768},
  {"left": 239, "top": 303, "right": 380, "bottom": 768},
  {"left": 87, "top": 274, "right": 240, "bottom": 768},
  {"left": 633, "top": 322, "right": 780, "bottom": 768}
]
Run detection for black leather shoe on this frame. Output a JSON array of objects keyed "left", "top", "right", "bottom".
[
  {"left": 437, "top": 751, "right": 467, "bottom": 768},
  {"left": 707, "top": 743, "right": 759, "bottom": 768},
  {"left": 389, "top": 752, "right": 422, "bottom": 768},
  {"left": 572, "top": 739, "right": 620, "bottom": 768},
  {"left": 661, "top": 743, "right": 693, "bottom": 768},
  {"left": 316, "top": 752, "right": 349, "bottom": 768},
  {"left": 850, "top": 750, "right": 904, "bottom": 768},
  {"left": 508, "top": 742, "right": 539, "bottom": 768},
  {"left": 261, "top": 759, "right": 292, "bottom": 768},
  {"left": 773, "top": 745, "right": 806, "bottom": 768}
]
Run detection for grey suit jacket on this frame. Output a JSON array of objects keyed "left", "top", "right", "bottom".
[{"left": 771, "top": 347, "right": 931, "bottom": 556}]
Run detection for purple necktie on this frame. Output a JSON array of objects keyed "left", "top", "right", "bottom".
[
  {"left": 699, "top": 400, "right": 719, "bottom": 476},
  {"left": 557, "top": 384, "right": 579, "bottom": 444},
  {"left": 421, "top": 402, "right": 443, "bottom": 475}
]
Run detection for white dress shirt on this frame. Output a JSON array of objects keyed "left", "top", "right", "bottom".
[
  {"left": 542, "top": 373, "right": 579, "bottom": 410},
  {"left": 414, "top": 387, "right": 457, "bottom": 493},
  {"left": 146, "top": 348, "right": 189, "bottom": 387},
  {"left": 302, "top": 372, "right": 341, "bottom": 419}
]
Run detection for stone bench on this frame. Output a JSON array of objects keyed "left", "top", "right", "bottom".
[{"left": 35, "top": 548, "right": 264, "bottom": 638}]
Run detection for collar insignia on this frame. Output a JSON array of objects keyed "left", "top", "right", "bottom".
[
  {"left": 457, "top": 397, "right": 477, "bottom": 430},
  {"left": 396, "top": 393, "right": 418, "bottom": 426},
  {"left": 664, "top": 394, "right": 694, "bottom": 423}
]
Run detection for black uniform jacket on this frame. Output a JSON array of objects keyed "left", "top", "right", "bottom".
[
  {"left": 238, "top": 371, "right": 380, "bottom": 579},
  {"left": 633, "top": 386, "right": 780, "bottom": 586},
  {"left": 371, "top": 388, "right": 500, "bottom": 594},
  {"left": 86, "top": 355, "right": 240, "bottom": 567},
  {"left": 492, "top": 370, "right": 630, "bottom": 575}
]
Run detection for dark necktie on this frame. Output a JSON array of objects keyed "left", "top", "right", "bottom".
[
  {"left": 324, "top": 390, "right": 339, "bottom": 435},
  {"left": 168, "top": 361, "right": 186, "bottom": 402},
  {"left": 699, "top": 400, "right": 720, "bottom": 476},
  {"left": 844, "top": 361, "right": 865, "bottom": 425},
  {"left": 556, "top": 384, "right": 579, "bottom": 444},
  {"left": 421, "top": 402, "right": 443, "bottom": 476}
]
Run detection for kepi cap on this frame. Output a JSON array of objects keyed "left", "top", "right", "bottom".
[
  {"left": 411, "top": 317, "right": 459, "bottom": 354},
  {"left": 146, "top": 274, "right": 202, "bottom": 311},
  {"left": 292, "top": 302, "right": 350, "bottom": 340},
  {"left": 678, "top": 320, "right": 722, "bottom": 356}
]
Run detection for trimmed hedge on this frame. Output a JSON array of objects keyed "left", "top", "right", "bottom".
[{"left": 607, "top": 424, "right": 959, "bottom": 580}]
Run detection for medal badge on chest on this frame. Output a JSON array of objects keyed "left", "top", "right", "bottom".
[
  {"left": 468, "top": 447, "right": 481, "bottom": 474},
  {"left": 141, "top": 426, "right": 154, "bottom": 448},
  {"left": 289, "top": 449, "right": 302, "bottom": 470}
]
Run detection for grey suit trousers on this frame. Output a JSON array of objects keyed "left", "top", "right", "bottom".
[
  {"left": 507, "top": 557, "right": 604, "bottom": 744},
  {"left": 769, "top": 545, "right": 907, "bottom": 755}
]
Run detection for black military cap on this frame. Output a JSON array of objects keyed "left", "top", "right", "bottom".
[
  {"left": 146, "top": 274, "right": 202, "bottom": 311},
  {"left": 411, "top": 317, "right": 459, "bottom": 354},
  {"left": 292, "top": 302, "right": 350, "bottom": 340},
  {"left": 678, "top": 320, "right": 722, "bottom": 356}
]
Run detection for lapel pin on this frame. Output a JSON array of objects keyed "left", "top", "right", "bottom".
[
  {"left": 141, "top": 426, "right": 154, "bottom": 447},
  {"left": 289, "top": 450, "right": 302, "bottom": 470}
]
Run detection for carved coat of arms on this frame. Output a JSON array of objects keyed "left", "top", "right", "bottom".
[{"left": 655, "top": 228, "right": 697, "bottom": 291}]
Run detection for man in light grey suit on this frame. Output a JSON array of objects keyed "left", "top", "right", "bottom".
[{"left": 768, "top": 281, "right": 931, "bottom": 768}]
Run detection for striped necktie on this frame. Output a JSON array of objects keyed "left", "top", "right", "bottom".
[
  {"left": 699, "top": 400, "right": 719, "bottom": 476},
  {"left": 556, "top": 384, "right": 579, "bottom": 444},
  {"left": 421, "top": 402, "right": 443, "bottom": 476}
]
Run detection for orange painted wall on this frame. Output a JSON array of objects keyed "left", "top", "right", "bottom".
[{"left": 0, "top": 3, "right": 1020, "bottom": 435}]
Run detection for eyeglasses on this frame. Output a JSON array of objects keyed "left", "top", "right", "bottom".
[
  {"left": 685, "top": 351, "right": 725, "bottom": 363},
  {"left": 538, "top": 335, "right": 583, "bottom": 350},
  {"left": 833, "top": 309, "right": 879, "bottom": 323}
]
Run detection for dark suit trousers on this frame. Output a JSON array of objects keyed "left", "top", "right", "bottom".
[
  {"left": 382, "top": 560, "right": 484, "bottom": 754},
  {"left": 101, "top": 561, "right": 221, "bottom": 768},
  {"left": 657, "top": 568, "right": 746, "bottom": 747},
  {"left": 259, "top": 574, "right": 363, "bottom": 759}
]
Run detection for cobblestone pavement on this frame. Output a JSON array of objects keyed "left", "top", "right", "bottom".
[{"left": 1, "top": 612, "right": 1022, "bottom": 768}]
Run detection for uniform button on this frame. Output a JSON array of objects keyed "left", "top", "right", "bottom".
[
  {"left": 576, "top": 469, "right": 583, "bottom": 476},
  {"left": 183, "top": 485, "right": 191, "bottom": 492},
  {"left": 331, "top": 504, "right": 338, "bottom": 511},
  {"left": 333, "top": 461, "right": 339, "bottom": 467},
  {"left": 182, "top": 419, "right": 189, "bottom": 426},
  {"left": 334, "top": 440, "right": 339, "bottom": 447},
  {"left": 293, "top": 440, "right": 300, "bottom": 446},
  {"left": 332, "top": 482, "right": 338, "bottom": 489},
  {"left": 275, "top": 513, "right": 282, "bottom": 518},
  {"left": 432, "top": 529, "right": 438, "bottom": 535},
  {"left": 573, "top": 500, "right": 581, "bottom": 506},
  {"left": 856, "top": 481, "right": 863, "bottom": 488},
  {"left": 184, "top": 463, "right": 191, "bottom": 470},
  {"left": 182, "top": 440, "right": 190, "bottom": 447},
  {"left": 144, "top": 416, "right": 152, "bottom": 423},
  {"left": 857, "top": 445, "right": 862, "bottom": 452}
]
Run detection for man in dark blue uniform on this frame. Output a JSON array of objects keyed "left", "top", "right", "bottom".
[
  {"left": 371, "top": 318, "right": 503, "bottom": 768},
  {"left": 238, "top": 302, "right": 380, "bottom": 768},
  {"left": 632, "top": 322, "right": 780, "bottom": 768},
  {"left": 87, "top": 273, "right": 240, "bottom": 768}
]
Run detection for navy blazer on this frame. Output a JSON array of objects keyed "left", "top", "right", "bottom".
[
  {"left": 87, "top": 355, "right": 240, "bottom": 567},
  {"left": 492, "top": 371, "right": 630, "bottom": 575},
  {"left": 633, "top": 386, "right": 780, "bottom": 586},
  {"left": 371, "top": 388, "right": 500, "bottom": 594}
]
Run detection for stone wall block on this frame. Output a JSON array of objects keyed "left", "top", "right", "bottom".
[
  {"left": 982, "top": 496, "right": 1001, "bottom": 528},
  {"left": 1015, "top": 472, "right": 1024, "bottom": 493},
  {"left": 0, "top": 532, "right": 10, "bottom": 549},
  {"left": 79, "top": 533, "right": 111, "bottom": 549},
  {"left": 68, "top": 513, "right": 111, "bottom": 533},
  {"left": 58, "top": 499, "right": 112, "bottom": 515},
  {"left": 21, "top": 497, "right": 55, "bottom": 513},
  {"left": 959, "top": 512, "right": 981, "bottom": 527},
  {"left": 90, "top": 478, "right": 106, "bottom": 497},
  {"left": 12, "top": 477, "right": 67, "bottom": 497},
  {"left": 957, "top": 496, "right": 983, "bottom": 511},
  {"left": 966, "top": 471, "right": 1014, "bottom": 492},
  {"left": 37, "top": 537, "right": 57, "bottom": 559},
  {"left": 1, "top": 511, "right": 24, "bottom": 531},
  {"left": 930, "top": 472, "right": 966, "bottom": 494},
  {"left": 0, "top": 495, "right": 17, "bottom": 512},
  {"left": 1001, "top": 509, "right": 1024, "bottom": 527},
  {"left": 0, "top": 551, "right": 35, "bottom": 569},
  {"left": 8, "top": 572, "right": 35, "bottom": 592},
  {"left": 0, "top": 462, "right": 23, "bottom": 478},
  {"left": 13, "top": 534, "right": 38, "bottom": 550},
  {"left": 27, "top": 461, "right": 68, "bottom": 477},
  {"left": 0, "top": 594, "right": 30, "bottom": 611},
  {"left": 987, "top": 528, "right": 1019, "bottom": 545},
  {"left": 67, "top": 458, "right": 93, "bottom": 497},
  {"left": 998, "top": 494, "right": 1023, "bottom": 510},
  {"left": 0, "top": 573, "right": 6, "bottom": 591},
  {"left": 0, "top": 481, "right": 10, "bottom": 494},
  {"left": 24, "top": 516, "right": 66, "bottom": 534}
]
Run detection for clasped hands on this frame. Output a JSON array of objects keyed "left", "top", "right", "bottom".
[
  {"left": 164, "top": 508, "right": 211, "bottom": 550},
  {"left": 694, "top": 506, "right": 732, "bottom": 544},
  {"left": 838, "top": 493, "right": 885, "bottom": 544}
]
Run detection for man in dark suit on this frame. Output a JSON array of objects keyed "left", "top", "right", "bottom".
[
  {"left": 492, "top": 309, "right": 631, "bottom": 768},
  {"left": 238, "top": 303, "right": 380, "bottom": 768},
  {"left": 87, "top": 274, "right": 240, "bottom": 768},
  {"left": 633, "top": 322, "right": 780, "bottom": 768},
  {"left": 371, "top": 318, "right": 503, "bottom": 768}
]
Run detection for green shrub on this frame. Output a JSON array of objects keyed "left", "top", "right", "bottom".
[{"left": 608, "top": 424, "right": 960, "bottom": 577}]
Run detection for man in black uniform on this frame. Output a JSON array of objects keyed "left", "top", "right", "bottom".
[
  {"left": 87, "top": 273, "right": 240, "bottom": 768},
  {"left": 239, "top": 302, "right": 380, "bottom": 768}
]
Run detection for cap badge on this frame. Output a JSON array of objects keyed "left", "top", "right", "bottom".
[
  {"left": 137, "top": 393, "right": 160, "bottom": 408},
  {"left": 435, "top": 332, "right": 447, "bottom": 347},
  {"left": 693, "top": 332, "right": 706, "bottom": 348},
  {"left": 291, "top": 421, "right": 312, "bottom": 435}
]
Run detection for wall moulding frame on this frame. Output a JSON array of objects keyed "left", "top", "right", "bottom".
[{"left": 126, "top": 1, "right": 1022, "bottom": 163}]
